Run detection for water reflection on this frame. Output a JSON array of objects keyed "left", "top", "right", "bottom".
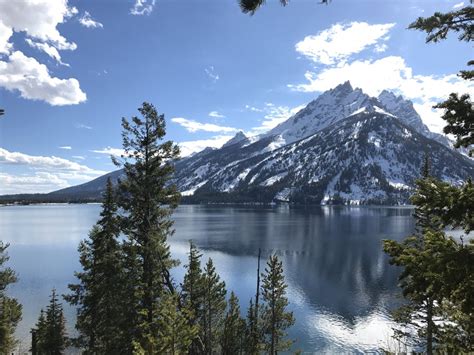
[{"left": 0, "top": 204, "right": 415, "bottom": 352}]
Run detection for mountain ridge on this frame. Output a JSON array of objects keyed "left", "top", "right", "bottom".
[{"left": 2, "top": 82, "right": 473, "bottom": 205}]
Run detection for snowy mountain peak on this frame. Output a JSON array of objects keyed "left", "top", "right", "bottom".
[
  {"left": 266, "top": 81, "right": 375, "bottom": 145},
  {"left": 222, "top": 131, "right": 249, "bottom": 148}
]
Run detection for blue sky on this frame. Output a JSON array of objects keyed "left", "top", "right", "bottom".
[{"left": 0, "top": 0, "right": 472, "bottom": 194}]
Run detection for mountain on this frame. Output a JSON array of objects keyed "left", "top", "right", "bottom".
[
  {"left": 377, "top": 90, "right": 453, "bottom": 148},
  {"left": 222, "top": 131, "right": 249, "bottom": 148},
  {"left": 2, "top": 82, "right": 473, "bottom": 205},
  {"left": 175, "top": 109, "right": 473, "bottom": 205}
]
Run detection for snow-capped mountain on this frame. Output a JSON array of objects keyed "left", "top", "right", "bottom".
[
  {"left": 377, "top": 90, "right": 453, "bottom": 148},
  {"left": 35, "top": 82, "right": 474, "bottom": 205},
  {"left": 171, "top": 82, "right": 473, "bottom": 204}
]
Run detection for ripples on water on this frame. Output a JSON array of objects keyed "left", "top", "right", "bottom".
[{"left": 0, "top": 204, "right": 415, "bottom": 352}]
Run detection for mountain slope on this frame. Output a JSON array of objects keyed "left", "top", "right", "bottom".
[
  {"left": 178, "top": 110, "right": 474, "bottom": 204},
  {"left": 3, "top": 82, "right": 473, "bottom": 205}
]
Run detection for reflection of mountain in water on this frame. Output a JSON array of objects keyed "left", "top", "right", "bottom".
[{"left": 172, "top": 205, "right": 414, "bottom": 321}]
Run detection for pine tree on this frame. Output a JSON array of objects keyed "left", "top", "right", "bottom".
[
  {"left": 245, "top": 250, "right": 262, "bottom": 355},
  {"left": 155, "top": 292, "right": 198, "bottom": 354},
  {"left": 0, "top": 241, "right": 22, "bottom": 354},
  {"left": 260, "top": 255, "right": 294, "bottom": 354},
  {"left": 382, "top": 5, "right": 474, "bottom": 351},
  {"left": 31, "top": 309, "right": 47, "bottom": 355},
  {"left": 33, "top": 289, "right": 68, "bottom": 354},
  {"left": 65, "top": 178, "right": 128, "bottom": 353},
  {"left": 181, "top": 242, "right": 205, "bottom": 354},
  {"left": 202, "top": 258, "right": 226, "bottom": 354},
  {"left": 115, "top": 102, "right": 181, "bottom": 352},
  {"left": 245, "top": 299, "right": 260, "bottom": 354},
  {"left": 221, "top": 292, "right": 245, "bottom": 355}
]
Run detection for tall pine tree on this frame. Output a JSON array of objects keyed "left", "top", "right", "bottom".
[
  {"left": 115, "top": 102, "right": 181, "bottom": 352},
  {"left": 0, "top": 241, "right": 22, "bottom": 354},
  {"left": 155, "top": 292, "right": 198, "bottom": 354},
  {"left": 65, "top": 178, "right": 128, "bottom": 353},
  {"left": 32, "top": 289, "right": 68, "bottom": 355},
  {"left": 260, "top": 254, "right": 295, "bottom": 354},
  {"left": 202, "top": 258, "right": 226, "bottom": 354},
  {"left": 221, "top": 291, "right": 245, "bottom": 354},
  {"left": 181, "top": 242, "right": 205, "bottom": 354}
]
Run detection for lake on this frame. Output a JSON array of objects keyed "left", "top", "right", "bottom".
[{"left": 0, "top": 204, "right": 414, "bottom": 353}]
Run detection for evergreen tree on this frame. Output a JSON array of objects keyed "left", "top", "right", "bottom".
[
  {"left": 65, "top": 178, "right": 128, "bottom": 353},
  {"left": 260, "top": 255, "right": 295, "bottom": 354},
  {"left": 115, "top": 102, "right": 181, "bottom": 352},
  {"left": 220, "top": 292, "right": 245, "bottom": 355},
  {"left": 33, "top": 289, "right": 68, "bottom": 354},
  {"left": 155, "top": 292, "right": 198, "bottom": 354},
  {"left": 384, "top": 232, "right": 446, "bottom": 353},
  {"left": 202, "top": 258, "right": 226, "bottom": 354},
  {"left": 181, "top": 242, "right": 205, "bottom": 354},
  {"left": 382, "top": 5, "right": 474, "bottom": 351},
  {"left": 0, "top": 241, "right": 22, "bottom": 354},
  {"left": 245, "top": 298, "right": 260, "bottom": 355},
  {"left": 31, "top": 309, "right": 47, "bottom": 355},
  {"left": 409, "top": 3, "right": 473, "bottom": 155}
]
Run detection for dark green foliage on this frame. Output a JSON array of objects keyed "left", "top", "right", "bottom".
[
  {"left": 239, "top": 0, "right": 329, "bottom": 15},
  {"left": 0, "top": 241, "right": 22, "bottom": 354},
  {"left": 408, "top": 5, "right": 474, "bottom": 43},
  {"left": 221, "top": 292, "right": 245, "bottom": 354},
  {"left": 384, "top": 231, "right": 474, "bottom": 352},
  {"left": 181, "top": 242, "right": 205, "bottom": 354},
  {"left": 115, "top": 102, "right": 181, "bottom": 351},
  {"left": 32, "top": 289, "right": 68, "bottom": 355},
  {"left": 260, "top": 254, "right": 295, "bottom": 354},
  {"left": 410, "top": 3, "right": 474, "bottom": 157},
  {"left": 202, "top": 258, "right": 227, "bottom": 354},
  {"left": 411, "top": 177, "right": 474, "bottom": 233},
  {"left": 245, "top": 298, "right": 260, "bottom": 355},
  {"left": 435, "top": 93, "right": 473, "bottom": 156},
  {"left": 65, "top": 178, "right": 129, "bottom": 353},
  {"left": 154, "top": 292, "right": 199, "bottom": 354}
]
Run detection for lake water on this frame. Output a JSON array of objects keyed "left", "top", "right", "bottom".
[{"left": 0, "top": 204, "right": 415, "bottom": 353}]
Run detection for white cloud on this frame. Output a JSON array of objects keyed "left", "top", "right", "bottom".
[
  {"left": 59, "top": 146, "right": 72, "bottom": 150},
  {"left": 453, "top": 2, "right": 465, "bottom": 9},
  {"left": 290, "top": 21, "right": 474, "bottom": 134},
  {"left": 205, "top": 66, "right": 219, "bottom": 82},
  {"left": 374, "top": 43, "right": 388, "bottom": 53},
  {"left": 0, "top": 51, "right": 87, "bottom": 105},
  {"left": 0, "top": 1, "right": 90, "bottom": 106},
  {"left": 0, "top": 147, "right": 102, "bottom": 174},
  {"left": 75, "top": 123, "right": 92, "bottom": 130},
  {"left": 25, "top": 38, "right": 69, "bottom": 66},
  {"left": 91, "top": 147, "right": 125, "bottom": 157},
  {"left": 247, "top": 103, "right": 306, "bottom": 134},
  {"left": 0, "top": 0, "right": 78, "bottom": 51},
  {"left": 245, "top": 105, "right": 263, "bottom": 113},
  {"left": 0, "top": 147, "right": 106, "bottom": 194},
  {"left": 209, "top": 111, "right": 225, "bottom": 118},
  {"left": 0, "top": 21, "right": 13, "bottom": 54},
  {"left": 178, "top": 135, "right": 234, "bottom": 157},
  {"left": 295, "top": 22, "right": 395, "bottom": 66},
  {"left": 0, "top": 172, "right": 69, "bottom": 194},
  {"left": 79, "top": 11, "right": 103, "bottom": 28},
  {"left": 72, "top": 155, "right": 85, "bottom": 160},
  {"left": 172, "top": 117, "right": 238, "bottom": 133},
  {"left": 130, "top": 0, "right": 156, "bottom": 15}
]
